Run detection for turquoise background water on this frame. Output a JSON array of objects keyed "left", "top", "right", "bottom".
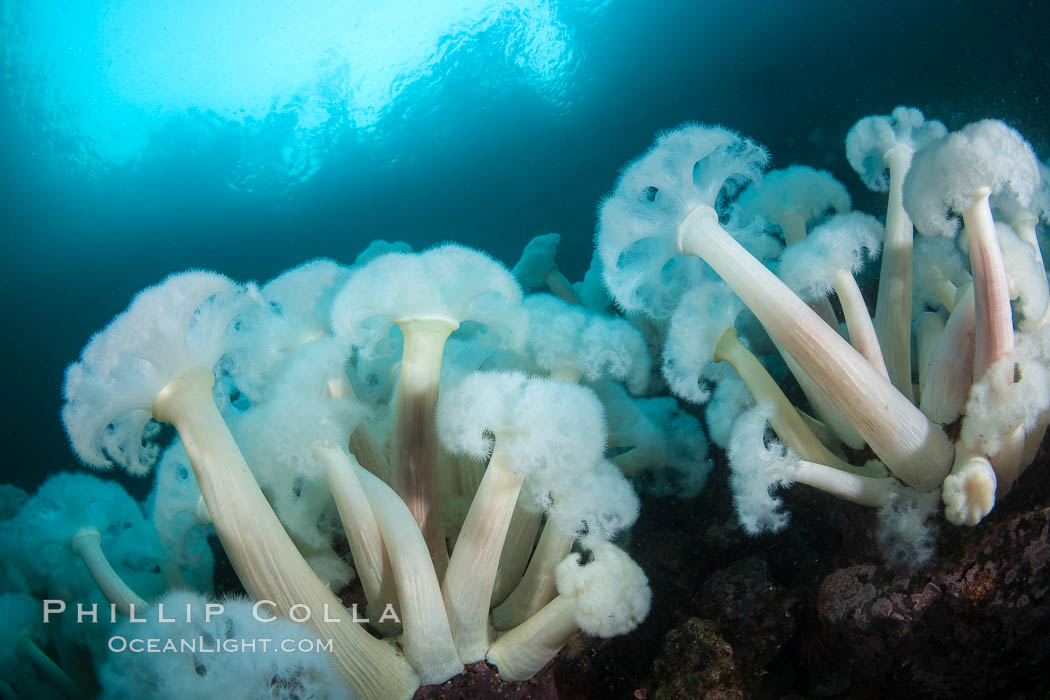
[{"left": 0, "top": 0, "right": 1046, "bottom": 489}]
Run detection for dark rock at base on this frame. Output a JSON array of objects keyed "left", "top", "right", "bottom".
[
  {"left": 694, "top": 557, "right": 800, "bottom": 672},
  {"left": 646, "top": 618, "right": 746, "bottom": 700},
  {"left": 413, "top": 660, "right": 558, "bottom": 700},
  {"left": 817, "top": 505, "right": 1050, "bottom": 697}
]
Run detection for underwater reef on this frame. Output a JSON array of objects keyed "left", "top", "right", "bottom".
[{"left": 2, "top": 106, "right": 1050, "bottom": 699}]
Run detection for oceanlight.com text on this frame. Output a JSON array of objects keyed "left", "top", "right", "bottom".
[{"left": 107, "top": 636, "right": 334, "bottom": 654}]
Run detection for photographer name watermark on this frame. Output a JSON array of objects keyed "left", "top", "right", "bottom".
[{"left": 42, "top": 599, "right": 400, "bottom": 626}]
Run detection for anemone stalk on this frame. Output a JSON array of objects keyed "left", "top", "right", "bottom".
[
  {"left": 676, "top": 204, "right": 953, "bottom": 489},
  {"left": 15, "top": 634, "right": 86, "bottom": 699},
  {"left": 390, "top": 317, "right": 458, "bottom": 579},
  {"left": 873, "top": 145, "right": 917, "bottom": 399},
  {"left": 70, "top": 527, "right": 147, "bottom": 618},
  {"left": 442, "top": 437, "right": 524, "bottom": 662},
  {"left": 153, "top": 366, "right": 419, "bottom": 700}
]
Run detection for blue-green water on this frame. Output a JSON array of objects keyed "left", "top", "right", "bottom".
[
  {"left": 0, "top": 0, "right": 1046, "bottom": 489},
  {"left": 2, "top": 2, "right": 1050, "bottom": 696}
]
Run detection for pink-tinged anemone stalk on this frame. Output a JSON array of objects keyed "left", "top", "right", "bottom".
[
  {"left": 847, "top": 107, "right": 947, "bottom": 399},
  {"left": 905, "top": 120, "right": 1042, "bottom": 519},
  {"left": 904, "top": 120, "right": 1040, "bottom": 379},
  {"left": 332, "top": 244, "right": 527, "bottom": 579},
  {"left": 598, "top": 124, "right": 954, "bottom": 490},
  {"left": 61, "top": 271, "right": 419, "bottom": 700}
]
